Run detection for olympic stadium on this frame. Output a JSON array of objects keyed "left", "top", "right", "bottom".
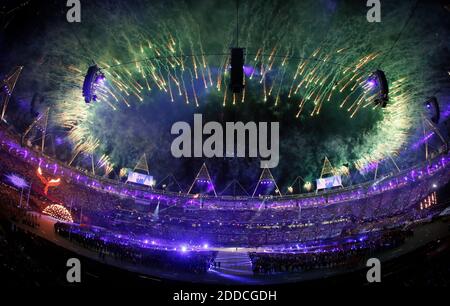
[{"left": 1, "top": 0, "right": 450, "bottom": 292}]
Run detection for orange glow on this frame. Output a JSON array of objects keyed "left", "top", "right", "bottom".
[
  {"left": 36, "top": 167, "right": 61, "bottom": 195},
  {"left": 43, "top": 204, "right": 73, "bottom": 223}
]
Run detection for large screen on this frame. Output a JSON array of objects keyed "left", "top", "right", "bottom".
[
  {"left": 127, "top": 171, "right": 155, "bottom": 187},
  {"left": 316, "top": 175, "right": 342, "bottom": 190}
]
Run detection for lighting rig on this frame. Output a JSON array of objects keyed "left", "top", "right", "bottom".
[
  {"left": 82, "top": 65, "right": 105, "bottom": 103},
  {"left": 368, "top": 70, "right": 389, "bottom": 107}
]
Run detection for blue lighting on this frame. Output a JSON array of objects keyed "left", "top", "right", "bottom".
[{"left": 5, "top": 173, "right": 29, "bottom": 189}]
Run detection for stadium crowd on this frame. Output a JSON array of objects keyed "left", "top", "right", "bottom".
[{"left": 0, "top": 139, "right": 442, "bottom": 248}]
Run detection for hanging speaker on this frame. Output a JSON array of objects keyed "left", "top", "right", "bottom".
[
  {"left": 230, "top": 48, "right": 245, "bottom": 94},
  {"left": 82, "top": 65, "right": 105, "bottom": 103},
  {"left": 372, "top": 70, "right": 389, "bottom": 108}
]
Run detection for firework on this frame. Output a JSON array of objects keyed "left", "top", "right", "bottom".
[{"left": 9, "top": 0, "right": 442, "bottom": 179}]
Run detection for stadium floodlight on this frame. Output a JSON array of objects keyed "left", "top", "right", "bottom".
[
  {"left": 303, "top": 181, "right": 312, "bottom": 192},
  {"left": 82, "top": 65, "right": 105, "bottom": 103}
]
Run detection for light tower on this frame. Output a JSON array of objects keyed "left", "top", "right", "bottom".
[{"left": 1, "top": 66, "right": 24, "bottom": 121}]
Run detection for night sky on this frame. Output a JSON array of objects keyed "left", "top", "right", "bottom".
[{"left": 1, "top": 0, "right": 449, "bottom": 193}]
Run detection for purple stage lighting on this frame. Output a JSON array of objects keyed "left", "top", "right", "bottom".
[
  {"left": 5, "top": 173, "right": 29, "bottom": 189},
  {"left": 367, "top": 79, "right": 376, "bottom": 88},
  {"left": 243, "top": 66, "right": 254, "bottom": 77}
]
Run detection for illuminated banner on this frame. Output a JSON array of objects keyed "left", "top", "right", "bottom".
[
  {"left": 316, "top": 175, "right": 342, "bottom": 190},
  {"left": 127, "top": 172, "right": 155, "bottom": 187}
]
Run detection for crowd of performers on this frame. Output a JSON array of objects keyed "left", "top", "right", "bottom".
[
  {"left": 54, "top": 222, "right": 216, "bottom": 275},
  {"left": 249, "top": 230, "right": 409, "bottom": 274}
]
